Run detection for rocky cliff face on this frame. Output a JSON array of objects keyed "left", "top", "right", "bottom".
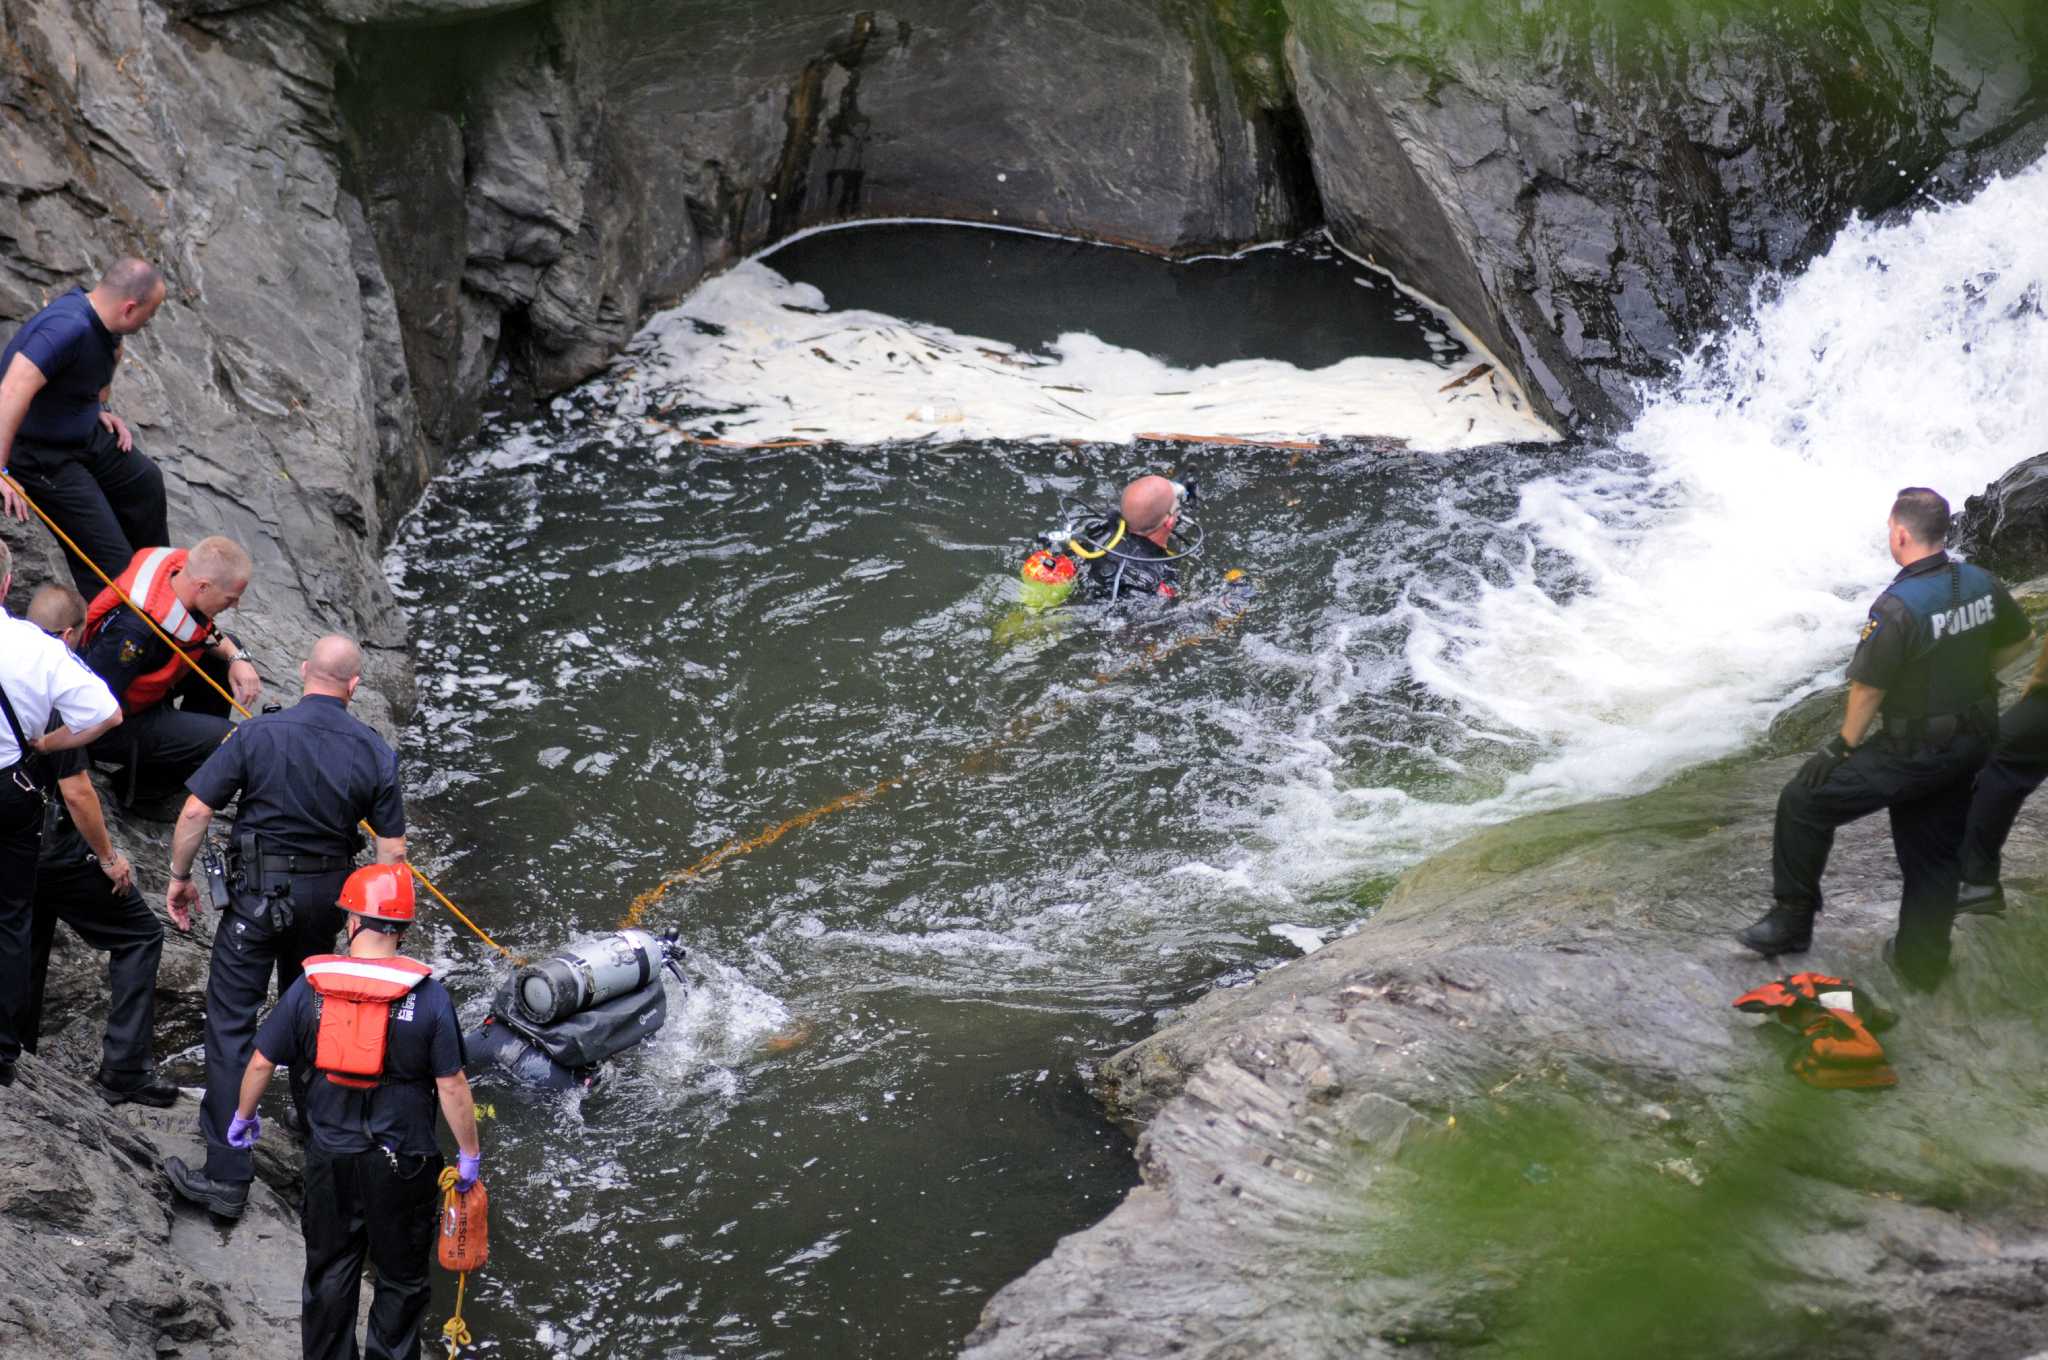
[
  {"left": 1, "top": 1061, "right": 308, "bottom": 1359},
  {"left": 333, "top": 0, "right": 1320, "bottom": 445},
  {"left": 964, "top": 641, "right": 2048, "bottom": 1359},
  {"left": 1282, "top": 0, "right": 2048, "bottom": 426}
]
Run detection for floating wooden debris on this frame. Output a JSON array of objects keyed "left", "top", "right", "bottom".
[
  {"left": 1438, "top": 362, "right": 1494, "bottom": 393},
  {"left": 1136, "top": 432, "right": 1321, "bottom": 450}
]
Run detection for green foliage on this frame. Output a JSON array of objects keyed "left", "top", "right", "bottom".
[{"left": 1354, "top": 1086, "right": 1840, "bottom": 1355}]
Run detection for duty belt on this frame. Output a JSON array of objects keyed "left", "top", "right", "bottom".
[
  {"left": 1885, "top": 702, "right": 1995, "bottom": 749},
  {"left": 249, "top": 851, "right": 351, "bottom": 876}
]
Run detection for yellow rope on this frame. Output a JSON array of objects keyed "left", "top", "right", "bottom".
[
  {"left": 441, "top": 1273, "right": 472, "bottom": 1358},
  {"left": 621, "top": 590, "right": 1252, "bottom": 930},
  {"left": 2, "top": 471, "right": 514, "bottom": 959},
  {"left": 436, "top": 1168, "right": 476, "bottom": 1357}
]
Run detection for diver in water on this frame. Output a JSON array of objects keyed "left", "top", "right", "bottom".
[
  {"left": 466, "top": 928, "right": 687, "bottom": 1092},
  {"left": 1014, "top": 474, "right": 1204, "bottom": 617},
  {"left": 1084, "top": 475, "right": 1186, "bottom": 603}
]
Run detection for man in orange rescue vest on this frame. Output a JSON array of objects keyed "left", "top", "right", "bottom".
[
  {"left": 221, "top": 864, "right": 480, "bottom": 1360},
  {"left": 79, "top": 535, "right": 261, "bottom": 805}
]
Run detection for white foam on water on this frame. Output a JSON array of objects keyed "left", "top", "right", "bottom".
[
  {"left": 633, "top": 958, "right": 796, "bottom": 1089},
  {"left": 594, "top": 257, "right": 1555, "bottom": 450},
  {"left": 1272, "top": 154, "right": 2048, "bottom": 881}
]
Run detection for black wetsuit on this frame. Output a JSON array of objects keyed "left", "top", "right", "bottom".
[{"left": 1083, "top": 527, "right": 1179, "bottom": 603}]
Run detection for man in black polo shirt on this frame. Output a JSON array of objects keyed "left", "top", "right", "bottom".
[
  {"left": 0, "top": 259, "right": 170, "bottom": 594},
  {"left": 18, "top": 584, "right": 174, "bottom": 1106},
  {"left": 159, "top": 634, "right": 407, "bottom": 1221},
  {"left": 223, "top": 863, "right": 481, "bottom": 1360}
]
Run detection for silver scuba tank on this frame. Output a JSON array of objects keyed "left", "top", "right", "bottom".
[{"left": 514, "top": 929, "right": 666, "bottom": 1026}]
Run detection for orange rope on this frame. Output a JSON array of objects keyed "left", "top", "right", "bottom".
[{"left": 2, "top": 471, "right": 514, "bottom": 959}]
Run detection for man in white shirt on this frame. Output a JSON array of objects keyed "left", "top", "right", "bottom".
[{"left": 0, "top": 536, "right": 123, "bottom": 1086}]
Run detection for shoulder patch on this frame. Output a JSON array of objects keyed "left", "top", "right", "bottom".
[
  {"left": 1859, "top": 616, "right": 1881, "bottom": 643},
  {"left": 117, "top": 637, "right": 142, "bottom": 665}
]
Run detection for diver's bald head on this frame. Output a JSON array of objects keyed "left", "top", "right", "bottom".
[
  {"left": 1121, "top": 475, "right": 1179, "bottom": 542},
  {"left": 302, "top": 634, "right": 364, "bottom": 699}
]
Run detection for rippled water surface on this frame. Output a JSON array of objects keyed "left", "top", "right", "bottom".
[
  {"left": 389, "top": 165, "right": 2048, "bottom": 1354},
  {"left": 396, "top": 428, "right": 1584, "bottom": 1356}
]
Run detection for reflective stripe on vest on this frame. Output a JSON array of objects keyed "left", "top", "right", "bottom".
[
  {"left": 81, "top": 547, "right": 214, "bottom": 713},
  {"left": 303, "top": 954, "right": 433, "bottom": 1090}
]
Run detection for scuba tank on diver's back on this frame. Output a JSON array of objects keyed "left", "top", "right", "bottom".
[
  {"left": 467, "top": 929, "right": 689, "bottom": 1092},
  {"left": 514, "top": 927, "right": 671, "bottom": 1025}
]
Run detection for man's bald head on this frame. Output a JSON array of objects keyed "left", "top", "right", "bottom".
[
  {"left": 92, "top": 258, "right": 166, "bottom": 335},
  {"left": 27, "top": 583, "right": 86, "bottom": 640},
  {"left": 1121, "top": 475, "right": 1180, "bottom": 541},
  {"left": 303, "top": 634, "right": 364, "bottom": 699},
  {"left": 97, "top": 258, "right": 163, "bottom": 304}
]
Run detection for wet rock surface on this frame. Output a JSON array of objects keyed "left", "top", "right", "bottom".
[
  {"left": 0, "top": 1062, "right": 304, "bottom": 1359},
  {"left": 1283, "top": 0, "right": 2048, "bottom": 428},
  {"left": 965, "top": 648, "right": 2048, "bottom": 1358},
  {"left": 1958, "top": 451, "right": 2048, "bottom": 582},
  {"left": 335, "top": 0, "right": 1320, "bottom": 427}
]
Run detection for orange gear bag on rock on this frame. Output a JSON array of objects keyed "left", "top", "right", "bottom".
[{"left": 1733, "top": 971, "right": 1898, "bottom": 1091}]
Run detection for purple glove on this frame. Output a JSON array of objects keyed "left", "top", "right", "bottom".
[
  {"left": 455, "top": 1151, "right": 482, "bottom": 1192},
  {"left": 226, "top": 1112, "right": 261, "bottom": 1149}
]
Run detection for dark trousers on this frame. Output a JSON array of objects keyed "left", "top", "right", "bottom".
[
  {"left": 8, "top": 424, "right": 169, "bottom": 597},
  {"left": 90, "top": 657, "right": 235, "bottom": 804},
  {"left": 1961, "top": 688, "right": 2048, "bottom": 885},
  {"left": 23, "top": 857, "right": 163, "bottom": 1075},
  {"left": 0, "top": 776, "right": 45, "bottom": 1063},
  {"left": 1773, "top": 729, "right": 1990, "bottom": 982},
  {"left": 301, "top": 1143, "right": 443, "bottom": 1360},
  {"left": 199, "top": 872, "right": 347, "bottom": 1183}
]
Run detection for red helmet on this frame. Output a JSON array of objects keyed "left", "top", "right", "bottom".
[{"left": 339, "top": 864, "right": 416, "bottom": 924}]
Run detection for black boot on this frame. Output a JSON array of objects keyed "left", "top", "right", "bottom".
[
  {"left": 95, "top": 1068, "right": 180, "bottom": 1109},
  {"left": 1883, "top": 936, "right": 1946, "bottom": 994},
  {"left": 1738, "top": 904, "right": 1815, "bottom": 956},
  {"left": 164, "top": 1156, "right": 248, "bottom": 1220},
  {"left": 1956, "top": 881, "right": 2006, "bottom": 916}
]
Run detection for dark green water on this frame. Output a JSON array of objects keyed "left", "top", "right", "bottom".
[{"left": 388, "top": 230, "right": 1577, "bottom": 1357}]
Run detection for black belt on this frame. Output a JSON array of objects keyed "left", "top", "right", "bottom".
[
  {"left": 249, "top": 852, "right": 350, "bottom": 875},
  {"left": 1885, "top": 703, "right": 1994, "bottom": 748}
]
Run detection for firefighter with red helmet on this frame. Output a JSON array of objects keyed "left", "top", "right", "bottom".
[{"left": 223, "top": 863, "right": 481, "bottom": 1360}]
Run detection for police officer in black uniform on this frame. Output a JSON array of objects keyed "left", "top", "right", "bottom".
[
  {"left": 159, "top": 634, "right": 406, "bottom": 1220},
  {"left": 1739, "top": 488, "right": 2032, "bottom": 989},
  {"left": 1084, "top": 474, "right": 1186, "bottom": 603},
  {"left": 18, "top": 583, "right": 173, "bottom": 1106},
  {"left": 1954, "top": 635, "right": 2048, "bottom": 912}
]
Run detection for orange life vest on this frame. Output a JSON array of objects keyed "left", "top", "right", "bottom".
[
  {"left": 304, "top": 955, "right": 434, "bottom": 1090},
  {"left": 1733, "top": 972, "right": 1898, "bottom": 1091},
  {"left": 82, "top": 547, "right": 214, "bottom": 713}
]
